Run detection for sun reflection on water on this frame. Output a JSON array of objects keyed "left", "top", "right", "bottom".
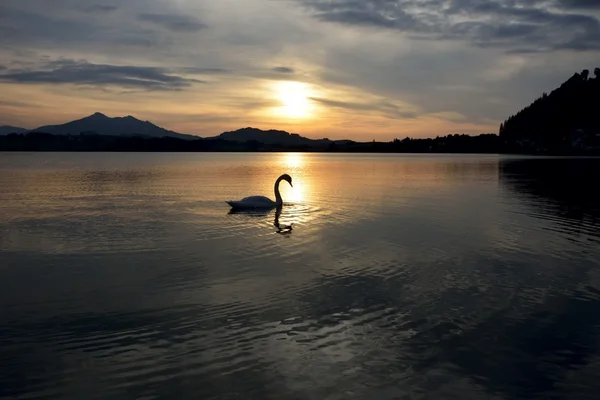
[
  {"left": 280, "top": 153, "right": 307, "bottom": 203},
  {"left": 282, "top": 152, "right": 304, "bottom": 169},
  {"left": 288, "top": 180, "right": 305, "bottom": 203}
]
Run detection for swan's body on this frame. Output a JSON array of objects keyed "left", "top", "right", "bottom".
[
  {"left": 226, "top": 174, "right": 293, "bottom": 209},
  {"left": 227, "top": 195, "right": 276, "bottom": 209}
]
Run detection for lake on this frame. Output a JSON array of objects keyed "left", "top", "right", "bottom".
[{"left": 1, "top": 152, "right": 600, "bottom": 400}]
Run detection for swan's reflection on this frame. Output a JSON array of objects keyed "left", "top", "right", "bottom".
[
  {"left": 274, "top": 206, "right": 293, "bottom": 234},
  {"left": 227, "top": 209, "right": 271, "bottom": 217},
  {"left": 227, "top": 206, "right": 293, "bottom": 234}
]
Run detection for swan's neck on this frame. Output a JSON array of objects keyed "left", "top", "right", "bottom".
[{"left": 274, "top": 177, "right": 283, "bottom": 206}]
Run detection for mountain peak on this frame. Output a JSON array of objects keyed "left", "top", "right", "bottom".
[
  {"left": 89, "top": 112, "right": 108, "bottom": 118},
  {"left": 30, "top": 112, "right": 198, "bottom": 140}
]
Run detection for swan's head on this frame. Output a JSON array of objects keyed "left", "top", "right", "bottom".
[{"left": 280, "top": 173, "right": 293, "bottom": 187}]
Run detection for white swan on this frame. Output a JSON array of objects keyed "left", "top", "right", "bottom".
[{"left": 226, "top": 173, "right": 293, "bottom": 209}]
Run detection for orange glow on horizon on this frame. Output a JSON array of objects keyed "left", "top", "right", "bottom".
[{"left": 0, "top": 81, "right": 497, "bottom": 141}]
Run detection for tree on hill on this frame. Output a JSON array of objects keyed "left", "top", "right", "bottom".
[{"left": 499, "top": 68, "right": 600, "bottom": 153}]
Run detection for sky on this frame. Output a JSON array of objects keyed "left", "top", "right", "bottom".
[{"left": 0, "top": 0, "right": 599, "bottom": 140}]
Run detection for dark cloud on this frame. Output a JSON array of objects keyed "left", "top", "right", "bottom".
[
  {"left": 84, "top": 5, "right": 118, "bottom": 13},
  {"left": 311, "top": 97, "right": 418, "bottom": 119},
  {"left": 505, "top": 48, "right": 545, "bottom": 54},
  {"left": 0, "top": 26, "right": 19, "bottom": 40},
  {"left": 180, "top": 67, "right": 233, "bottom": 74},
  {"left": 10, "top": 60, "right": 36, "bottom": 67},
  {"left": 138, "top": 13, "right": 207, "bottom": 32},
  {"left": 0, "top": 59, "right": 203, "bottom": 91},
  {"left": 557, "top": 0, "right": 600, "bottom": 9},
  {"left": 0, "top": 5, "right": 167, "bottom": 50},
  {"left": 0, "top": 65, "right": 6, "bottom": 70},
  {"left": 299, "top": 0, "right": 600, "bottom": 52},
  {"left": 271, "top": 66, "right": 294, "bottom": 73}
]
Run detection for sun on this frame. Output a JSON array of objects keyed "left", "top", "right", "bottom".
[{"left": 273, "top": 81, "right": 314, "bottom": 119}]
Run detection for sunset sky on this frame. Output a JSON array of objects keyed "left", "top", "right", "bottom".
[{"left": 1, "top": 0, "right": 599, "bottom": 140}]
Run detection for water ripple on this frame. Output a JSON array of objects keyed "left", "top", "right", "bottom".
[{"left": 2, "top": 153, "right": 600, "bottom": 399}]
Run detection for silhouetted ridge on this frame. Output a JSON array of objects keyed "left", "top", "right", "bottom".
[
  {"left": 499, "top": 67, "right": 600, "bottom": 154},
  {"left": 210, "top": 127, "right": 333, "bottom": 146},
  {"left": 0, "top": 125, "right": 28, "bottom": 135},
  {"left": 32, "top": 112, "right": 197, "bottom": 140}
]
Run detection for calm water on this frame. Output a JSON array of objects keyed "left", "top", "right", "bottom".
[{"left": 1, "top": 152, "right": 600, "bottom": 400}]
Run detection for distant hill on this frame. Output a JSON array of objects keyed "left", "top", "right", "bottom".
[
  {"left": 499, "top": 67, "right": 600, "bottom": 153},
  {"left": 211, "top": 127, "right": 338, "bottom": 147},
  {"left": 0, "top": 125, "right": 28, "bottom": 135},
  {"left": 32, "top": 112, "right": 198, "bottom": 140}
]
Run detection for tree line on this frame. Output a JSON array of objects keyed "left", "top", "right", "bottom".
[{"left": 0, "top": 131, "right": 499, "bottom": 153}]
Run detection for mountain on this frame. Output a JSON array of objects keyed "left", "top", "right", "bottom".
[
  {"left": 32, "top": 112, "right": 198, "bottom": 140},
  {"left": 0, "top": 125, "right": 28, "bottom": 135},
  {"left": 499, "top": 67, "right": 600, "bottom": 153},
  {"left": 212, "top": 127, "right": 336, "bottom": 147}
]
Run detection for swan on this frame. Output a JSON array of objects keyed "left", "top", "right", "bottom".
[{"left": 226, "top": 173, "right": 293, "bottom": 209}]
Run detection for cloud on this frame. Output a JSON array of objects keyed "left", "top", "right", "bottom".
[
  {"left": 0, "top": 26, "right": 19, "bottom": 40},
  {"left": 0, "top": 99, "right": 37, "bottom": 108},
  {"left": 0, "top": 65, "right": 6, "bottom": 70},
  {"left": 180, "top": 67, "right": 233, "bottom": 75},
  {"left": 84, "top": 5, "right": 117, "bottom": 13},
  {"left": 298, "top": 0, "right": 600, "bottom": 52},
  {"left": 0, "top": 4, "right": 168, "bottom": 51},
  {"left": 137, "top": 13, "right": 207, "bottom": 32},
  {"left": 557, "top": 0, "right": 600, "bottom": 9},
  {"left": 271, "top": 66, "right": 295, "bottom": 73},
  {"left": 0, "top": 59, "right": 203, "bottom": 91},
  {"left": 311, "top": 97, "right": 418, "bottom": 119}
]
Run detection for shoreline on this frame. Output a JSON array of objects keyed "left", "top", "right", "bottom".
[{"left": 2, "top": 150, "right": 600, "bottom": 157}]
